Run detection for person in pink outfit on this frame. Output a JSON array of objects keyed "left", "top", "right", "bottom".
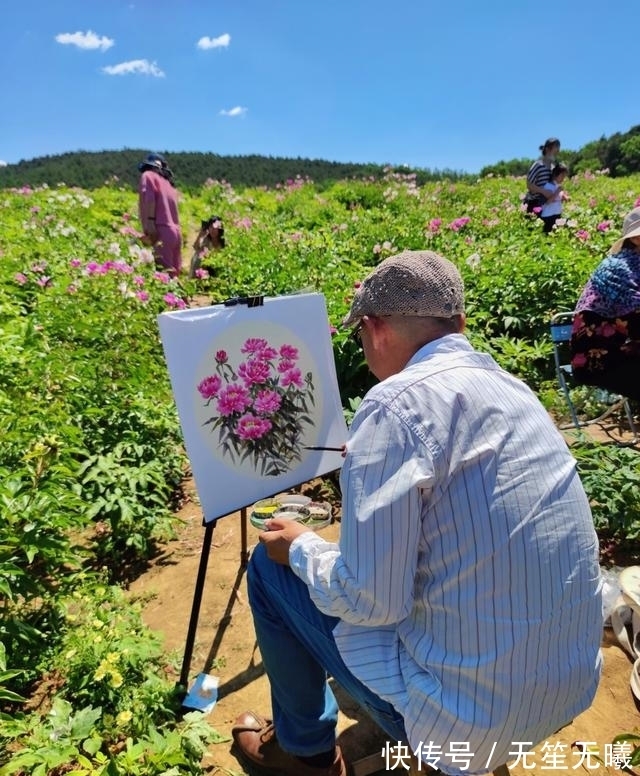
[{"left": 138, "top": 153, "right": 183, "bottom": 276}]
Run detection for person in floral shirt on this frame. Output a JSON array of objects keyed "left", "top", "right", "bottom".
[{"left": 570, "top": 206, "right": 640, "bottom": 400}]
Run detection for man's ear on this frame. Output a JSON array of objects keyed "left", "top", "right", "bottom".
[{"left": 364, "top": 315, "right": 393, "bottom": 349}]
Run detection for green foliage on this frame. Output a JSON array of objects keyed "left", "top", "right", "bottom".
[
  {"left": 78, "top": 441, "right": 179, "bottom": 565},
  {"left": 610, "top": 733, "right": 640, "bottom": 768},
  {"left": 52, "top": 583, "right": 181, "bottom": 733},
  {"left": 571, "top": 439, "right": 640, "bottom": 539},
  {"left": 0, "top": 643, "right": 25, "bottom": 705},
  {"left": 0, "top": 700, "right": 222, "bottom": 775},
  {"left": 0, "top": 584, "right": 225, "bottom": 775}
]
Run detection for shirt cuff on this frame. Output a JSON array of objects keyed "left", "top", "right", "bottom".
[{"left": 289, "top": 531, "right": 330, "bottom": 580}]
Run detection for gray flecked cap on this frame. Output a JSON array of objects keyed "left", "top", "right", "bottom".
[{"left": 342, "top": 250, "right": 465, "bottom": 327}]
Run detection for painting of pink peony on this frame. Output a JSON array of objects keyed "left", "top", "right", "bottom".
[{"left": 197, "top": 336, "right": 315, "bottom": 476}]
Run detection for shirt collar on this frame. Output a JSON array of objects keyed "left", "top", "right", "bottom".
[{"left": 405, "top": 333, "right": 473, "bottom": 369}]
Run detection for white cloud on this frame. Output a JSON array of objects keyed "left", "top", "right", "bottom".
[
  {"left": 55, "top": 30, "right": 114, "bottom": 51},
  {"left": 197, "top": 33, "right": 231, "bottom": 50},
  {"left": 219, "top": 106, "right": 247, "bottom": 117},
  {"left": 102, "top": 59, "right": 165, "bottom": 77},
  {"left": 0, "top": 160, "right": 7, "bottom": 167}
]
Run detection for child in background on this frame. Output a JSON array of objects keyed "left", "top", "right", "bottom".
[
  {"left": 189, "top": 216, "right": 225, "bottom": 278},
  {"left": 540, "top": 163, "right": 569, "bottom": 234}
]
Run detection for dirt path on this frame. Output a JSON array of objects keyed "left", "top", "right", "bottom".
[{"left": 127, "top": 464, "right": 640, "bottom": 776}]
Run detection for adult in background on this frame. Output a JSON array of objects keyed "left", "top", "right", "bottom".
[
  {"left": 523, "top": 137, "right": 561, "bottom": 214},
  {"left": 570, "top": 206, "right": 640, "bottom": 400},
  {"left": 231, "top": 250, "right": 602, "bottom": 776},
  {"left": 138, "top": 152, "right": 182, "bottom": 276}
]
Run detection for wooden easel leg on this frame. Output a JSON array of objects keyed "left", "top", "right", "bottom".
[
  {"left": 240, "top": 506, "right": 249, "bottom": 568},
  {"left": 178, "top": 520, "right": 215, "bottom": 690}
]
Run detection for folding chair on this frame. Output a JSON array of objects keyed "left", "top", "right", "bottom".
[{"left": 550, "top": 311, "right": 637, "bottom": 437}]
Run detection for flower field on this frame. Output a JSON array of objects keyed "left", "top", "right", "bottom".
[{"left": 1, "top": 169, "right": 640, "bottom": 773}]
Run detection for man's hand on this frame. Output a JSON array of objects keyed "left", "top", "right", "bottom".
[
  {"left": 258, "top": 518, "right": 313, "bottom": 566},
  {"left": 142, "top": 232, "right": 157, "bottom": 246}
]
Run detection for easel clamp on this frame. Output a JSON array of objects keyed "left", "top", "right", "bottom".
[{"left": 222, "top": 295, "right": 265, "bottom": 308}]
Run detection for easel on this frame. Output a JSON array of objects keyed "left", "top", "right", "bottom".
[
  {"left": 158, "top": 291, "right": 348, "bottom": 697},
  {"left": 178, "top": 507, "right": 250, "bottom": 690},
  {"left": 178, "top": 293, "right": 262, "bottom": 691}
]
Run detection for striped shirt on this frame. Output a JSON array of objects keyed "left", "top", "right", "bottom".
[
  {"left": 290, "top": 334, "right": 602, "bottom": 776},
  {"left": 524, "top": 159, "right": 553, "bottom": 205}
]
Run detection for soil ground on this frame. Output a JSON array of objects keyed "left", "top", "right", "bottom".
[{"left": 128, "top": 428, "right": 640, "bottom": 776}]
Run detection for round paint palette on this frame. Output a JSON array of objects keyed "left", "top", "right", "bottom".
[{"left": 250, "top": 495, "right": 332, "bottom": 530}]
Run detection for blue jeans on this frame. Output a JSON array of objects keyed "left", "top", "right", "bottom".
[{"left": 247, "top": 543, "right": 407, "bottom": 757}]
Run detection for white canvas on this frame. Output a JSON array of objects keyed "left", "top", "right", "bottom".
[{"left": 158, "top": 293, "right": 348, "bottom": 522}]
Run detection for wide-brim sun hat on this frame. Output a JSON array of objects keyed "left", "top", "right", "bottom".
[
  {"left": 138, "top": 152, "right": 166, "bottom": 172},
  {"left": 342, "top": 249, "right": 465, "bottom": 328},
  {"left": 610, "top": 207, "right": 640, "bottom": 254}
]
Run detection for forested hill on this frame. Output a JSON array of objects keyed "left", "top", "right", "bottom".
[
  {"left": 3, "top": 124, "right": 640, "bottom": 190},
  {"left": 480, "top": 124, "right": 640, "bottom": 179},
  {"left": 0, "top": 149, "right": 466, "bottom": 191}
]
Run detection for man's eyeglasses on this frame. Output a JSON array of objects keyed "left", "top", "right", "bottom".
[{"left": 350, "top": 322, "right": 363, "bottom": 346}]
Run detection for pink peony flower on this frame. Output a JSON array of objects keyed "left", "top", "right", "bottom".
[
  {"left": 241, "top": 338, "right": 268, "bottom": 354},
  {"left": 279, "top": 344, "right": 299, "bottom": 361},
  {"left": 197, "top": 375, "right": 222, "bottom": 399},
  {"left": 277, "top": 358, "right": 295, "bottom": 373},
  {"left": 258, "top": 346, "right": 278, "bottom": 361},
  {"left": 448, "top": 216, "right": 471, "bottom": 231},
  {"left": 194, "top": 268, "right": 210, "bottom": 279},
  {"left": 235, "top": 413, "right": 272, "bottom": 440},
  {"left": 135, "top": 290, "right": 150, "bottom": 303},
  {"left": 14, "top": 272, "right": 28, "bottom": 285},
  {"left": 238, "top": 358, "right": 272, "bottom": 386},
  {"left": 572, "top": 353, "right": 587, "bottom": 368},
  {"left": 215, "top": 350, "right": 228, "bottom": 364},
  {"left": 281, "top": 368, "right": 304, "bottom": 388},
  {"left": 163, "top": 292, "right": 186, "bottom": 309},
  {"left": 216, "top": 384, "right": 252, "bottom": 416},
  {"left": 153, "top": 271, "right": 172, "bottom": 284},
  {"left": 252, "top": 389, "right": 282, "bottom": 415}
]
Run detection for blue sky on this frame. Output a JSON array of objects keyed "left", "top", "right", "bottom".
[{"left": 2, "top": 0, "right": 639, "bottom": 174}]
